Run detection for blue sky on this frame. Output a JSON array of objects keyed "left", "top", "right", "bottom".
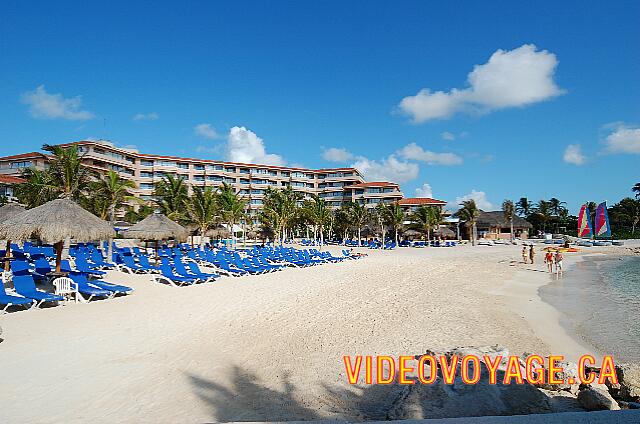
[{"left": 1, "top": 0, "right": 638, "bottom": 212}]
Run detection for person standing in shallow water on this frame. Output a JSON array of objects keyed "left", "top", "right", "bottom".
[
  {"left": 529, "top": 245, "right": 535, "bottom": 264},
  {"left": 555, "top": 251, "right": 564, "bottom": 277},
  {"left": 544, "top": 250, "right": 554, "bottom": 273}
]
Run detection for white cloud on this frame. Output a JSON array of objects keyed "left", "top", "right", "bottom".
[
  {"left": 563, "top": 144, "right": 586, "bottom": 165},
  {"left": 226, "top": 126, "right": 285, "bottom": 166},
  {"left": 20, "top": 85, "right": 94, "bottom": 121},
  {"left": 322, "top": 147, "right": 354, "bottom": 162},
  {"left": 133, "top": 112, "right": 159, "bottom": 121},
  {"left": 603, "top": 123, "right": 640, "bottom": 154},
  {"left": 415, "top": 183, "right": 433, "bottom": 198},
  {"left": 451, "top": 190, "right": 494, "bottom": 211},
  {"left": 441, "top": 131, "right": 456, "bottom": 141},
  {"left": 398, "top": 142, "right": 463, "bottom": 165},
  {"left": 351, "top": 154, "right": 419, "bottom": 184},
  {"left": 398, "top": 44, "right": 564, "bottom": 123},
  {"left": 194, "top": 123, "right": 219, "bottom": 140}
]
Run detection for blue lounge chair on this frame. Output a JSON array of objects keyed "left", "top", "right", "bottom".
[
  {"left": 137, "top": 254, "right": 162, "bottom": 273},
  {"left": 0, "top": 283, "right": 34, "bottom": 312},
  {"left": 69, "top": 272, "right": 131, "bottom": 298},
  {"left": 11, "top": 275, "right": 64, "bottom": 307},
  {"left": 118, "top": 254, "right": 146, "bottom": 273},
  {"left": 185, "top": 262, "right": 220, "bottom": 281},
  {"left": 154, "top": 260, "right": 199, "bottom": 286},
  {"left": 65, "top": 272, "right": 112, "bottom": 301}
]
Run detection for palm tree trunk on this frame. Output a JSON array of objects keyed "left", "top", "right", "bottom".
[
  {"left": 3, "top": 239, "right": 12, "bottom": 272},
  {"left": 108, "top": 205, "right": 115, "bottom": 263},
  {"left": 471, "top": 223, "right": 477, "bottom": 246},
  {"left": 358, "top": 227, "right": 362, "bottom": 247},
  {"left": 510, "top": 218, "right": 514, "bottom": 242},
  {"left": 319, "top": 227, "right": 324, "bottom": 251},
  {"left": 395, "top": 227, "right": 399, "bottom": 246}
]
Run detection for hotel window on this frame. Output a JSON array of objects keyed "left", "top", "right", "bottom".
[
  {"left": 141, "top": 195, "right": 154, "bottom": 200},
  {"left": 10, "top": 161, "right": 32, "bottom": 169},
  {"left": 240, "top": 179, "right": 250, "bottom": 184},
  {"left": 140, "top": 171, "right": 153, "bottom": 178},
  {"left": 252, "top": 179, "right": 266, "bottom": 185},
  {"left": 383, "top": 188, "right": 395, "bottom": 193},
  {"left": 207, "top": 175, "right": 222, "bottom": 181},
  {"left": 250, "top": 199, "right": 263, "bottom": 205},
  {"left": 158, "top": 160, "right": 176, "bottom": 167},
  {"left": 225, "top": 167, "right": 236, "bottom": 173},
  {"left": 193, "top": 175, "right": 205, "bottom": 182},
  {"left": 267, "top": 180, "right": 278, "bottom": 186},
  {"left": 343, "top": 172, "right": 352, "bottom": 177},
  {"left": 141, "top": 160, "right": 154, "bottom": 166},
  {"left": 368, "top": 198, "right": 381, "bottom": 204},
  {"left": 223, "top": 177, "right": 236, "bottom": 184},
  {"left": 317, "top": 174, "right": 327, "bottom": 179},
  {"left": 306, "top": 174, "right": 314, "bottom": 179},
  {"left": 194, "top": 164, "right": 205, "bottom": 170},
  {"left": 213, "top": 165, "right": 224, "bottom": 171},
  {"left": 251, "top": 189, "right": 264, "bottom": 195},
  {"left": 368, "top": 188, "right": 382, "bottom": 194},
  {"left": 77, "top": 146, "right": 87, "bottom": 153},
  {"left": 140, "top": 183, "right": 154, "bottom": 190},
  {"left": 291, "top": 181, "right": 305, "bottom": 187},
  {"left": 281, "top": 171, "right": 290, "bottom": 177},
  {"left": 240, "top": 168, "right": 250, "bottom": 174},
  {"left": 268, "top": 170, "right": 277, "bottom": 176},
  {"left": 306, "top": 183, "right": 314, "bottom": 188},
  {"left": 254, "top": 169, "right": 268, "bottom": 174},
  {"left": 291, "top": 172, "right": 305, "bottom": 178},
  {"left": 177, "top": 163, "right": 189, "bottom": 169}
]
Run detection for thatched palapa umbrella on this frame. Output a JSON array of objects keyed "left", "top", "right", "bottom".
[
  {"left": 124, "top": 213, "right": 187, "bottom": 261},
  {"left": 434, "top": 227, "right": 456, "bottom": 239},
  {"left": 0, "top": 203, "right": 27, "bottom": 271},
  {"left": 206, "top": 225, "right": 230, "bottom": 239},
  {"left": 0, "top": 198, "right": 115, "bottom": 272}
]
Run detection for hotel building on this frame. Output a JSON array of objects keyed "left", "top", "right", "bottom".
[{"left": 0, "top": 140, "right": 448, "bottom": 220}]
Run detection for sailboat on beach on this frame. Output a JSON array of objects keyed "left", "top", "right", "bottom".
[{"left": 577, "top": 202, "right": 621, "bottom": 246}]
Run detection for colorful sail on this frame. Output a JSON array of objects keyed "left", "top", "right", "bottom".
[
  {"left": 595, "top": 202, "right": 611, "bottom": 238},
  {"left": 577, "top": 204, "right": 592, "bottom": 238}
]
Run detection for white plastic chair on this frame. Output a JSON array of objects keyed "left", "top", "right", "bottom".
[{"left": 52, "top": 277, "right": 79, "bottom": 303}]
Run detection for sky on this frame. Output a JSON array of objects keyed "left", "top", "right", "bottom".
[{"left": 1, "top": 0, "right": 638, "bottom": 213}]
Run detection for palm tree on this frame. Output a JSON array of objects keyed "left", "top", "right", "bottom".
[
  {"left": 347, "top": 201, "right": 368, "bottom": 246},
  {"left": 124, "top": 204, "right": 154, "bottom": 224},
  {"left": 14, "top": 168, "right": 59, "bottom": 208},
  {"left": 153, "top": 174, "right": 188, "bottom": 221},
  {"left": 333, "top": 205, "right": 352, "bottom": 241},
  {"left": 217, "top": 183, "right": 248, "bottom": 247},
  {"left": 548, "top": 197, "right": 566, "bottom": 217},
  {"left": 374, "top": 202, "right": 389, "bottom": 243},
  {"left": 186, "top": 186, "right": 219, "bottom": 241},
  {"left": 90, "top": 170, "right": 138, "bottom": 261},
  {"left": 515, "top": 197, "right": 532, "bottom": 217},
  {"left": 633, "top": 183, "right": 640, "bottom": 199},
  {"left": 42, "top": 144, "right": 90, "bottom": 200},
  {"left": 535, "top": 200, "right": 553, "bottom": 233},
  {"left": 502, "top": 199, "right": 515, "bottom": 241},
  {"left": 384, "top": 202, "right": 405, "bottom": 246},
  {"left": 260, "top": 186, "right": 301, "bottom": 244},
  {"left": 302, "top": 194, "right": 331, "bottom": 248},
  {"left": 455, "top": 199, "right": 480, "bottom": 246},
  {"left": 410, "top": 205, "right": 441, "bottom": 241}
]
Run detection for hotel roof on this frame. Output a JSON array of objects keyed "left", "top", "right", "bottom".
[
  {"left": 58, "top": 140, "right": 360, "bottom": 174},
  {"left": 398, "top": 197, "right": 447, "bottom": 206},
  {"left": 0, "top": 152, "right": 48, "bottom": 161},
  {"left": 0, "top": 175, "right": 26, "bottom": 184},
  {"left": 344, "top": 181, "right": 399, "bottom": 189}
]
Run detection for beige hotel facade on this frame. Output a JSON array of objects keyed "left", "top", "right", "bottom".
[{"left": 0, "top": 140, "right": 449, "bottom": 220}]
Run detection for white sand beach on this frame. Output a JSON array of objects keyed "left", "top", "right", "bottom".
[{"left": 0, "top": 244, "right": 627, "bottom": 423}]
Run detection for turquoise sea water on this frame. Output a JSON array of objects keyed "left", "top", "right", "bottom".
[{"left": 540, "top": 255, "right": 640, "bottom": 363}]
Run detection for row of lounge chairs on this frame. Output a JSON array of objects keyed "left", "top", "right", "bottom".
[{"left": 1, "top": 243, "right": 134, "bottom": 312}]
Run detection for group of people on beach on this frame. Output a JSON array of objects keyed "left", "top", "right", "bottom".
[{"left": 522, "top": 245, "right": 564, "bottom": 276}]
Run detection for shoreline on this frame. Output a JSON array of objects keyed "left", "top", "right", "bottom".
[{"left": 491, "top": 252, "right": 600, "bottom": 362}]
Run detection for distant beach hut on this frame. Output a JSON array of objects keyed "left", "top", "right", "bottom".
[
  {"left": 0, "top": 198, "right": 115, "bottom": 272},
  {"left": 434, "top": 227, "right": 456, "bottom": 239},
  {"left": 124, "top": 213, "right": 187, "bottom": 261},
  {"left": 402, "top": 229, "right": 422, "bottom": 239},
  {"left": 0, "top": 203, "right": 27, "bottom": 271}
]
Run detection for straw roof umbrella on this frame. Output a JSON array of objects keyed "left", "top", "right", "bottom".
[
  {"left": 206, "top": 225, "right": 230, "bottom": 239},
  {"left": 0, "top": 203, "right": 27, "bottom": 271},
  {"left": 0, "top": 198, "right": 115, "bottom": 272},
  {"left": 434, "top": 227, "right": 456, "bottom": 239},
  {"left": 0, "top": 203, "right": 26, "bottom": 222},
  {"left": 123, "top": 213, "right": 188, "bottom": 241},
  {"left": 124, "top": 213, "right": 188, "bottom": 262}
]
